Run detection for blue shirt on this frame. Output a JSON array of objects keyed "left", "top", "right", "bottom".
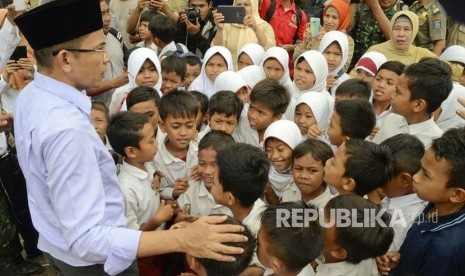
[
  {"left": 392, "top": 203, "right": 465, "bottom": 276},
  {"left": 14, "top": 73, "right": 141, "bottom": 275}
]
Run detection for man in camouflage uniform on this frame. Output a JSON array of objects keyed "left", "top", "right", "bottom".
[
  {"left": 350, "top": 0, "right": 397, "bottom": 70},
  {"left": 410, "top": 0, "right": 447, "bottom": 55}
]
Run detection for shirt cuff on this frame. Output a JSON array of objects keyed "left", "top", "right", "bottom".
[{"left": 104, "top": 228, "right": 142, "bottom": 275}]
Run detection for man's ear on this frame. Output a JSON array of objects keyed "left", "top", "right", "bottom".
[
  {"left": 273, "top": 113, "right": 282, "bottom": 121},
  {"left": 55, "top": 50, "right": 73, "bottom": 73},
  {"left": 224, "top": 191, "right": 236, "bottom": 206},
  {"left": 205, "top": 113, "right": 211, "bottom": 125},
  {"left": 399, "top": 172, "right": 413, "bottom": 190},
  {"left": 270, "top": 257, "right": 285, "bottom": 274},
  {"left": 449, "top": 188, "right": 465, "bottom": 204}
]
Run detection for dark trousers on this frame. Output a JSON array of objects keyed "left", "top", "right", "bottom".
[
  {"left": 45, "top": 253, "right": 139, "bottom": 276},
  {"left": 0, "top": 152, "right": 41, "bottom": 258}
]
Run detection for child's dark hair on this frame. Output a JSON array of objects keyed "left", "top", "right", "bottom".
[
  {"left": 260, "top": 202, "right": 324, "bottom": 272},
  {"left": 334, "top": 99, "right": 376, "bottom": 139},
  {"left": 140, "top": 10, "right": 157, "bottom": 23},
  {"left": 335, "top": 79, "right": 371, "bottom": 101},
  {"left": 149, "top": 14, "right": 176, "bottom": 44},
  {"left": 380, "top": 134, "right": 424, "bottom": 178},
  {"left": 158, "top": 90, "right": 198, "bottom": 120},
  {"left": 161, "top": 56, "right": 187, "bottom": 81},
  {"left": 199, "top": 130, "right": 235, "bottom": 152},
  {"left": 107, "top": 111, "right": 149, "bottom": 158},
  {"left": 216, "top": 143, "right": 269, "bottom": 207},
  {"left": 208, "top": 90, "right": 243, "bottom": 120},
  {"left": 123, "top": 47, "right": 140, "bottom": 68},
  {"left": 442, "top": 126, "right": 465, "bottom": 138},
  {"left": 344, "top": 139, "right": 394, "bottom": 196},
  {"left": 197, "top": 216, "right": 255, "bottom": 276},
  {"left": 250, "top": 78, "right": 290, "bottom": 116},
  {"left": 184, "top": 54, "right": 202, "bottom": 67},
  {"left": 404, "top": 57, "right": 453, "bottom": 114},
  {"left": 431, "top": 135, "right": 465, "bottom": 189},
  {"left": 377, "top": 60, "right": 405, "bottom": 76},
  {"left": 126, "top": 86, "right": 161, "bottom": 110},
  {"left": 91, "top": 100, "right": 110, "bottom": 122},
  {"left": 190, "top": 90, "right": 209, "bottom": 116},
  {"left": 293, "top": 139, "right": 333, "bottom": 165},
  {"left": 325, "top": 195, "right": 394, "bottom": 264}
]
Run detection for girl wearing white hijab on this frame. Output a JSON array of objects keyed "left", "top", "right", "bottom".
[
  {"left": 237, "top": 65, "right": 266, "bottom": 89},
  {"left": 319, "top": 30, "right": 350, "bottom": 97},
  {"left": 237, "top": 43, "right": 266, "bottom": 70},
  {"left": 109, "top": 47, "right": 162, "bottom": 115},
  {"left": 188, "top": 46, "right": 234, "bottom": 99},
  {"left": 440, "top": 45, "right": 465, "bottom": 86},
  {"left": 263, "top": 120, "right": 302, "bottom": 203},
  {"left": 214, "top": 71, "right": 250, "bottom": 103},
  {"left": 295, "top": 92, "right": 332, "bottom": 141},
  {"left": 293, "top": 50, "right": 329, "bottom": 94}
]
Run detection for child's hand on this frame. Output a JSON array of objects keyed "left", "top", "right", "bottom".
[
  {"left": 306, "top": 124, "right": 323, "bottom": 139},
  {"left": 173, "top": 177, "right": 189, "bottom": 198},
  {"left": 189, "top": 165, "right": 201, "bottom": 181},
  {"left": 153, "top": 199, "right": 175, "bottom": 225},
  {"left": 175, "top": 204, "right": 199, "bottom": 223},
  {"left": 376, "top": 252, "right": 400, "bottom": 275},
  {"left": 152, "top": 171, "right": 164, "bottom": 194}
]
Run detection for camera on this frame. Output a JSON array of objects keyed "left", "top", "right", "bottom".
[{"left": 186, "top": 7, "right": 200, "bottom": 24}]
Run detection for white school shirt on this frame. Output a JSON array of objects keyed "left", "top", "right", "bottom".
[
  {"left": 108, "top": 83, "right": 130, "bottom": 115},
  {"left": 118, "top": 161, "right": 160, "bottom": 230},
  {"left": 177, "top": 180, "right": 232, "bottom": 216},
  {"left": 381, "top": 194, "right": 427, "bottom": 251},
  {"left": 158, "top": 41, "right": 188, "bottom": 59},
  {"left": 242, "top": 199, "right": 266, "bottom": 269},
  {"left": 232, "top": 103, "right": 261, "bottom": 148},
  {"left": 153, "top": 138, "right": 198, "bottom": 199},
  {"left": 372, "top": 113, "right": 443, "bottom": 148},
  {"left": 315, "top": 259, "right": 378, "bottom": 276},
  {"left": 281, "top": 184, "right": 333, "bottom": 209},
  {"left": 136, "top": 40, "right": 158, "bottom": 53},
  {"left": 374, "top": 107, "right": 392, "bottom": 130},
  {"left": 297, "top": 263, "right": 316, "bottom": 276}
]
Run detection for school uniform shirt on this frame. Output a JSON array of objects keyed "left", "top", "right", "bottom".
[
  {"left": 118, "top": 161, "right": 161, "bottom": 230},
  {"left": 374, "top": 105, "right": 392, "bottom": 130},
  {"left": 158, "top": 41, "right": 188, "bottom": 59},
  {"left": 315, "top": 259, "right": 378, "bottom": 276},
  {"left": 135, "top": 40, "right": 158, "bottom": 53},
  {"left": 177, "top": 180, "right": 232, "bottom": 216},
  {"left": 297, "top": 263, "right": 316, "bottom": 276},
  {"left": 281, "top": 183, "right": 333, "bottom": 209},
  {"left": 242, "top": 198, "right": 266, "bottom": 269},
  {"left": 381, "top": 194, "right": 427, "bottom": 252},
  {"left": 436, "top": 83, "right": 465, "bottom": 132},
  {"left": 153, "top": 138, "right": 198, "bottom": 200},
  {"left": 392, "top": 203, "right": 465, "bottom": 275},
  {"left": 14, "top": 73, "right": 141, "bottom": 275},
  {"left": 0, "top": 18, "right": 21, "bottom": 70},
  {"left": 233, "top": 103, "right": 261, "bottom": 148},
  {"left": 372, "top": 113, "right": 443, "bottom": 148},
  {"left": 188, "top": 46, "right": 234, "bottom": 98}
]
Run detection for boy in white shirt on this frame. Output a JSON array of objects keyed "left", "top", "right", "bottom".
[
  {"left": 155, "top": 90, "right": 198, "bottom": 200},
  {"left": 149, "top": 14, "right": 188, "bottom": 59},
  {"left": 257, "top": 202, "right": 324, "bottom": 276},
  {"left": 107, "top": 111, "right": 174, "bottom": 231},
  {"left": 372, "top": 58, "right": 453, "bottom": 148},
  {"left": 177, "top": 131, "right": 234, "bottom": 216},
  {"left": 211, "top": 143, "right": 269, "bottom": 275}
]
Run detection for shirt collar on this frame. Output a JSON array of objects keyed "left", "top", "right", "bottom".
[
  {"left": 382, "top": 194, "right": 425, "bottom": 210},
  {"left": 278, "top": 0, "right": 297, "bottom": 12},
  {"left": 121, "top": 160, "right": 152, "bottom": 181},
  {"left": 159, "top": 137, "right": 198, "bottom": 165},
  {"left": 34, "top": 72, "right": 91, "bottom": 116},
  {"left": 198, "top": 181, "right": 211, "bottom": 197},
  {"left": 419, "top": 203, "right": 465, "bottom": 233},
  {"left": 408, "top": 116, "right": 436, "bottom": 135}
]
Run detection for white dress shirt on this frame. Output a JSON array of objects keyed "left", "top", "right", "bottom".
[
  {"left": 177, "top": 180, "right": 232, "bottom": 216},
  {"left": 315, "top": 259, "right": 378, "bottom": 276}
]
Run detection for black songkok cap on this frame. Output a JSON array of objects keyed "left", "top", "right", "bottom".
[{"left": 15, "top": 0, "right": 103, "bottom": 50}]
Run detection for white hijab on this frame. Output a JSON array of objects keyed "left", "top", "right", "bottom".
[
  {"left": 237, "top": 43, "right": 266, "bottom": 67},
  {"left": 297, "top": 91, "right": 332, "bottom": 131},
  {"left": 188, "top": 46, "right": 234, "bottom": 98},
  {"left": 319, "top": 31, "right": 349, "bottom": 76},
  {"left": 262, "top": 47, "right": 292, "bottom": 86},
  {"left": 294, "top": 50, "right": 328, "bottom": 93},
  {"left": 214, "top": 71, "right": 247, "bottom": 93},
  {"left": 437, "top": 83, "right": 465, "bottom": 131},
  {"left": 237, "top": 65, "right": 266, "bottom": 89},
  {"left": 127, "top": 47, "right": 162, "bottom": 97},
  {"left": 263, "top": 120, "right": 302, "bottom": 196},
  {"left": 440, "top": 45, "right": 465, "bottom": 64}
]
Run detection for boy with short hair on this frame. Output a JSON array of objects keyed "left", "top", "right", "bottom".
[
  {"left": 177, "top": 131, "right": 234, "bottom": 216},
  {"left": 327, "top": 99, "right": 376, "bottom": 147},
  {"left": 190, "top": 90, "right": 209, "bottom": 133},
  {"left": 183, "top": 54, "right": 202, "bottom": 90},
  {"left": 211, "top": 143, "right": 270, "bottom": 275},
  {"left": 160, "top": 55, "right": 186, "bottom": 94},
  {"left": 234, "top": 78, "right": 290, "bottom": 147},
  {"left": 155, "top": 90, "right": 199, "bottom": 200},
  {"left": 186, "top": 216, "right": 256, "bottom": 276},
  {"left": 382, "top": 135, "right": 465, "bottom": 275},
  {"left": 379, "top": 134, "right": 427, "bottom": 252},
  {"left": 149, "top": 14, "right": 188, "bottom": 59},
  {"left": 126, "top": 86, "right": 162, "bottom": 140},
  {"left": 324, "top": 139, "right": 393, "bottom": 197},
  {"left": 106, "top": 111, "right": 175, "bottom": 231},
  {"left": 334, "top": 78, "right": 372, "bottom": 104},
  {"left": 373, "top": 58, "right": 453, "bottom": 148},
  {"left": 316, "top": 195, "right": 394, "bottom": 275},
  {"left": 205, "top": 90, "right": 243, "bottom": 136},
  {"left": 136, "top": 10, "right": 158, "bottom": 52},
  {"left": 258, "top": 202, "right": 325, "bottom": 275}
]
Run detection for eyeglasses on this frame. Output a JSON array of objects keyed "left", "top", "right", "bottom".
[{"left": 52, "top": 48, "right": 107, "bottom": 59}]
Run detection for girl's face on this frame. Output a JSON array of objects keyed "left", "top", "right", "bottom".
[
  {"left": 236, "top": 86, "right": 251, "bottom": 104},
  {"left": 391, "top": 21, "right": 413, "bottom": 51},
  {"left": 265, "top": 137, "right": 293, "bottom": 171},
  {"left": 323, "top": 7, "right": 340, "bottom": 31},
  {"left": 237, "top": 53, "right": 254, "bottom": 70},
  {"left": 293, "top": 152, "right": 325, "bottom": 198},
  {"left": 294, "top": 103, "right": 317, "bottom": 135},
  {"left": 135, "top": 59, "right": 159, "bottom": 88},
  {"left": 323, "top": 42, "right": 342, "bottom": 73},
  {"left": 294, "top": 59, "right": 316, "bottom": 91},
  {"left": 372, "top": 69, "right": 400, "bottom": 103},
  {"left": 205, "top": 54, "right": 228, "bottom": 82},
  {"left": 263, "top": 58, "right": 285, "bottom": 81},
  {"left": 235, "top": 0, "right": 252, "bottom": 15}
]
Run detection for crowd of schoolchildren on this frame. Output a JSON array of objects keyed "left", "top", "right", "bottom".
[{"left": 2, "top": 0, "right": 465, "bottom": 275}]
